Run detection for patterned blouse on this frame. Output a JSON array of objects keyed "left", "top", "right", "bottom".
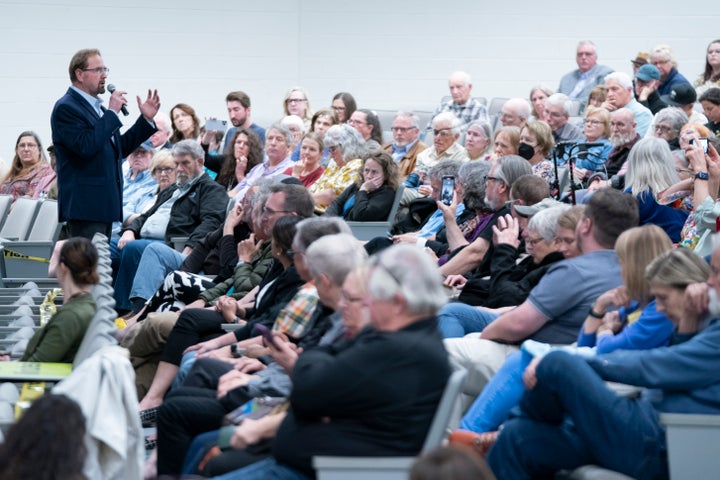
[
  {"left": 308, "top": 158, "right": 362, "bottom": 211},
  {"left": 0, "top": 163, "right": 56, "bottom": 200}
]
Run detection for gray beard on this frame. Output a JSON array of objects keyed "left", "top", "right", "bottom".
[{"left": 609, "top": 132, "right": 635, "bottom": 148}]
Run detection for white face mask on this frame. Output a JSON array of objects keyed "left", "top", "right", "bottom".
[{"left": 708, "top": 288, "right": 720, "bottom": 318}]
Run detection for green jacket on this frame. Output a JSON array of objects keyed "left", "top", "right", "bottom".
[{"left": 199, "top": 241, "right": 273, "bottom": 305}]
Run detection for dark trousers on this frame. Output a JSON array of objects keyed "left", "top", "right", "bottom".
[
  {"left": 160, "top": 308, "right": 226, "bottom": 365},
  {"left": 157, "top": 358, "right": 252, "bottom": 475},
  {"left": 66, "top": 220, "right": 111, "bottom": 240},
  {"left": 487, "top": 351, "right": 668, "bottom": 480}
]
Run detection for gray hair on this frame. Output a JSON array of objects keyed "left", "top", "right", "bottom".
[
  {"left": 605, "top": 72, "right": 633, "bottom": 90},
  {"left": 462, "top": 167, "right": 491, "bottom": 211},
  {"left": 368, "top": 244, "right": 446, "bottom": 316},
  {"left": 466, "top": 120, "right": 493, "bottom": 141},
  {"left": 651, "top": 44, "right": 677, "bottom": 68},
  {"left": 504, "top": 98, "right": 532, "bottom": 120},
  {"left": 449, "top": 70, "right": 472, "bottom": 85},
  {"left": 528, "top": 205, "right": 570, "bottom": 242},
  {"left": 432, "top": 112, "right": 462, "bottom": 136},
  {"left": 324, "top": 124, "right": 367, "bottom": 161},
  {"left": 671, "top": 149, "right": 688, "bottom": 168},
  {"left": 545, "top": 93, "right": 573, "bottom": 116},
  {"left": 172, "top": 139, "right": 204, "bottom": 159},
  {"left": 281, "top": 115, "right": 307, "bottom": 134},
  {"left": 494, "top": 155, "right": 533, "bottom": 187},
  {"left": 653, "top": 107, "right": 688, "bottom": 133},
  {"left": 428, "top": 160, "right": 463, "bottom": 182},
  {"left": 306, "top": 233, "right": 368, "bottom": 286},
  {"left": 266, "top": 122, "right": 294, "bottom": 146},
  {"left": 154, "top": 112, "right": 172, "bottom": 133},
  {"left": 293, "top": 217, "right": 352, "bottom": 252},
  {"left": 395, "top": 111, "right": 420, "bottom": 129},
  {"left": 577, "top": 40, "right": 597, "bottom": 53},
  {"left": 458, "top": 159, "right": 491, "bottom": 181},
  {"left": 625, "top": 137, "right": 679, "bottom": 196}
]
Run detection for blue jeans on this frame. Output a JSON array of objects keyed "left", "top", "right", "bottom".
[
  {"left": 212, "top": 457, "right": 312, "bottom": 480},
  {"left": 437, "top": 302, "right": 499, "bottom": 338},
  {"left": 172, "top": 350, "right": 198, "bottom": 390},
  {"left": 111, "top": 238, "right": 159, "bottom": 311},
  {"left": 182, "top": 429, "right": 219, "bottom": 474},
  {"left": 461, "top": 350, "right": 530, "bottom": 432},
  {"left": 487, "top": 351, "right": 667, "bottom": 480},
  {"left": 129, "top": 242, "right": 185, "bottom": 304}
]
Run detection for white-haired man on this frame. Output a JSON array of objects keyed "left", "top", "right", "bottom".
[
  {"left": 414, "top": 112, "right": 469, "bottom": 181},
  {"left": 500, "top": 98, "right": 531, "bottom": 127},
  {"left": 602, "top": 72, "right": 653, "bottom": 136},
  {"left": 544, "top": 93, "right": 583, "bottom": 143},
  {"left": 426, "top": 71, "right": 489, "bottom": 135}
]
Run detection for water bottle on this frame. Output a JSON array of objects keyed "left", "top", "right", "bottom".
[{"left": 39, "top": 289, "right": 60, "bottom": 327}]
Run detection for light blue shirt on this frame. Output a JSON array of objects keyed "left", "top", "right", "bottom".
[
  {"left": 70, "top": 85, "right": 109, "bottom": 118},
  {"left": 417, "top": 203, "right": 465, "bottom": 239}
]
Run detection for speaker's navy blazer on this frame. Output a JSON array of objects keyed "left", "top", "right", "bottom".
[{"left": 51, "top": 87, "right": 157, "bottom": 223}]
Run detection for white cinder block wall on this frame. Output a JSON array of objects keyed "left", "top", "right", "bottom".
[{"left": 0, "top": 0, "right": 717, "bottom": 164}]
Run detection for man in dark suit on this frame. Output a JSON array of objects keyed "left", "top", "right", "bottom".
[{"left": 51, "top": 48, "right": 161, "bottom": 239}]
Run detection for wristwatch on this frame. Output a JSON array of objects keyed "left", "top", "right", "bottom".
[
  {"left": 230, "top": 344, "right": 244, "bottom": 358},
  {"left": 695, "top": 171, "right": 709, "bottom": 181}
]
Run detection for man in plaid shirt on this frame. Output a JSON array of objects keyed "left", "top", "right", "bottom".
[{"left": 426, "top": 71, "right": 489, "bottom": 136}]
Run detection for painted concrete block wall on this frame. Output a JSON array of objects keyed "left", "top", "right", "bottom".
[{"left": 0, "top": 0, "right": 716, "bottom": 165}]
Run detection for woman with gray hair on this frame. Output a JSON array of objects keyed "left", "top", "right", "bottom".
[
  {"left": 650, "top": 106, "right": 688, "bottom": 150},
  {"left": 624, "top": 137, "right": 688, "bottom": 242},
  {"left": 309, "top": 124, "right": 367, "bottom": 212},
  {"left": 465, "top": 120, "right": 494, "bottom": 161}
]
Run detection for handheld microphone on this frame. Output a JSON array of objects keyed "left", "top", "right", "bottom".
[{"left": 107, "top": 84, "right": 129, "bottom": 116}]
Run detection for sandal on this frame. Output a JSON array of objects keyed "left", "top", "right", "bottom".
[
  {"left": 448, "top": 429, "right": 499, "bottom": 456},
  {"left": 139, "top": 407, "right": 159, "bottom": 427}
]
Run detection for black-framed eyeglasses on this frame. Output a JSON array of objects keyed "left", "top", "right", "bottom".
[
  {"left": 391, "top": 126, "right": 417, "bottom": 133},
  {"left": 484, "top": 175, "right": 503, "bottom": 184},
  {"left": 433, "top": 127, "right": 453, "bottom": 137},
  {"left": 155, "top": 167, "right": 174, "bottom": 174},
  {"left": 286, "top": 98, "right": 306, "bottom": 104}
]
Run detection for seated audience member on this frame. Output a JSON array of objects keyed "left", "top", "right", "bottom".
[
  {"left": 519, "top": 121, "right": 555, "bottom": 186},
  {"left": 205, "top": 244, "right": 452, "bottom": 479},
  {"left": 0, "top": 131, "right": 55, "bottom": 201},
  {"left": 600, "top": 108, "right": 640, "bottom": 184},
  {"left": 649, "top": 106, "right": 688, "bottom": 151},
  {"left": 660, "top": 82, "right": 708, "bottom": 126},
  {"left": 488, "top": 246, "right": 716, "bottom": 479},
  {"left": 676, "top": 132, "right": 720, "bottom": 255},
  {"left": 111, "top": 140, "right": 228, "bottom": 313},
  {"left": 231, "top": 123, "right": 296, "bottom": 202},
  {"left": 284, "top": 132, "right": 325, "bottom": 187},
  {"left": 280, "top": 115, "right": 306, "bottom": 153},
  {"left": 209, "top": 128, "right": 264, "bottom": 194},
  {"left": 409, "top": 445, "right": 495, "bottom": 480},
  {"left": 543, "top": 93, "right": 583, "bottom": 144},
  {"left": 694, "top": 39, "right": 720, "bottom": 96},
  {"left": 413, "top": 112, "right": 469, "bottom": 182},
  {"left": 586, "top": 84, "right": 607, "bottom": 109},
  {"left": 426, "top": 70, "right": 489, "bottom": 135},
  {"left": 349, "top": 108, "right": 383, "bottom": 149},
  {"left": 383, "top": 111, "right": 427, "bottom": 177},
  {"left": 529, "top": 85, "right": 553, "bottom": 121},
  {"left": 0, "top": 394, "right": 87, "bottom": 479},
  {"left": 282, "top": 87, "right": 313, "bottom": 128},
  {"left": 499, "top": 98, "right": 531, "bottom": 128},
  {"left": 138, "top": 216, "right": 305, "bottom": 415},
  {"left": 444, "top": 189, "right": 638, "bottom": 409},
  {"left": 330, "top": 91, "right": 356, "bottom": 124},
  {"left": 558, "top": 40, "right": 613, "bottom": 110},
  {"left": 152, "top": 232, "right": 367, "bottom": 476},
  {"left": 624, "top": 137, "right": 688, "bottom": 242},
  {"left": 305, "top": 108, "right": 337, "bottom": 165},
  {"left": 465, "top": 120, "right": 493, "bottom": 161},
  {"left": 169, "top": 103, "right": 201, "bottom": 143},
  {"left": 552, "top": 205, "right": 584, "bottom": 259},
  {"left": 453, "top": 225, "right": 676, "bottom": 450},
  {"left": 143, "top": 111, "right": 173, "bottom": 153},
  {"left": 630, "top": 51, "right": 650, "bottom": 74},
  {"left": 490, "top": 126, "right": 520, "bottom": 159},
  {"left": 325, "top": 150, "right": 399, "bottom": 221},
  {"left": 651, "top": 44, "right": 692, "bottom": 96},
  {"left": 602, "top": 72, "right": 654, "bottom": 136},
  {"left": 699, "top": 87, "right": 720, "bottom": 136},
  {"left": 123, "top": 149, "right": 177, "bottom": 230},
  {"left": 0, "top": 238, "right": 98, "bottom": 363},
  {"left": 634, "top": 64, "right": 666, "bottom": 114},
  {"left": 439, "top": 156, "right": 533, "bottom": 277},
  {"left": 132, "top": 179, "right": 312, "bottom": 319},
  {"left": 572, "top": 106, "right": 613, "bottom": 179},
  {"left": 440, "top": 205, "right": 567, "bottom": 338},
  {"left": 113, "top": 145, "right": 157, "bottom": 236},
  {"left": 310, "top": 124, "right": 366, "bottom": 212}
]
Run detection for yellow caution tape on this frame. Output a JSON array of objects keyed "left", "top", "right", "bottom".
[{"left": 3, "top": 249, "right": 50, "bottom": 263}]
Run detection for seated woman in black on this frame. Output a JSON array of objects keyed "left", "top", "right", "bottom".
[{"left": 324, "top": 150, "right": 399, "bottom": 221}]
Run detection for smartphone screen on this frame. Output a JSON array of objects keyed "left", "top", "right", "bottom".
[
  {"left": 205, "top": 118, "right": 227, "bottom": 132},
  {"left": 700, "top": 138, "right": 709, "bottom": 153},
  {"left": 441, "top": 176, "right": 455, "bottom": 206}
]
